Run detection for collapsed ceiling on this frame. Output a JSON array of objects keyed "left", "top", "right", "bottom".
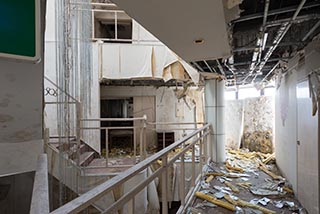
[
  {"left": 95, "top": 0, "right": 320, "bottom": 87},
  {"left": 192, "top": 0, "right": 320, "bottom": 86}
]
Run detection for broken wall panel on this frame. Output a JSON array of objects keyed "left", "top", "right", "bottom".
[
  {"left": 225, "top": 100, "right": 244, "bottom": 149},
  {"left": 225, "top": 96, "right": 275, "bottom": 153},
  {"left": 242, "top": 96, "right": 274, "bottom": 153},
  {"left": 100, "top": 43, "right": 200, "bottom": 83}
]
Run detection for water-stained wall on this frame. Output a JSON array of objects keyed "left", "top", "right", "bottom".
[{"left": 225, "top": 96, "right": 274, "bottom": 153}]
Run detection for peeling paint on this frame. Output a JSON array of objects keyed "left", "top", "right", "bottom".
[{"left": 0, "top": 114, "right": 14, "bottom": 123}]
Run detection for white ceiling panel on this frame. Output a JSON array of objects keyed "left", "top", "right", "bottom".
[{"left": 112, "top": 0, "right": 231, "bottom": 61}]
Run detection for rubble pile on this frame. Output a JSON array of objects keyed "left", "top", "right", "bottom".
[{"left": 189, "top": 150, "right": 307, "bottom": 214}]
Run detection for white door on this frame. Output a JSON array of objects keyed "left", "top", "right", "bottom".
[{"left": 296, "top": 80, "right": 319, "bottom": 214}]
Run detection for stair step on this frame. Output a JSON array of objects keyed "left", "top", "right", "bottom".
[{"left": 80, "top": 152, "right": 95, "bottom": 166}]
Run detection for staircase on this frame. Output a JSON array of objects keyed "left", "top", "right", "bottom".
[
  {"left": 45, "top": 138, "right": 116, "bottom": 212},
  {"left": 48, "top": 137, "right": 98, "bottom": 167}
]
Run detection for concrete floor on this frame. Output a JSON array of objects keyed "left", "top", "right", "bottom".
[{"left": 189, "top": 160, "right": 303, "bottom": 214}]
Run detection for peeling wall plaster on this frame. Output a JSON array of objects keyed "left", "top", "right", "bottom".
[{"left": 225, "top": 96, "right": 275, "bottom": 153}]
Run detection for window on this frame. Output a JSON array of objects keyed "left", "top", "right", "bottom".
[
  {"left": 225, "top": 90, "right": 236, "bottom": 100},
  {"left": 264, "top": 87, "right": 275, "bottom": 97},
  {"left": 238, "top": 87, "right": 260, "bottom": 99},
  {"left": 93, "top": 11, "right": 132, "bottom": 42}
]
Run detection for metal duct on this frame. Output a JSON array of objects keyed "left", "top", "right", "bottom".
[{"left": 254, "top": 0, "right": 306, "bottom": 80}]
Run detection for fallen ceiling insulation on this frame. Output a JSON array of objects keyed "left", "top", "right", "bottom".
[{"left": 189, "top": 149, "right": 307, "bottom": 214}]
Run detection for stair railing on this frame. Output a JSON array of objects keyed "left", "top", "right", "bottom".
[
  {"left": 80, "top": 115, "right": 147, "bottom": 168},
  {"left": 50, "top": 124, "right": 211, "bottom": 214}
]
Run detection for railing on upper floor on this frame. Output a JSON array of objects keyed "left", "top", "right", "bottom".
[
  {"left": 49, "top": 123, "right": 211, "bottom": 214},
  {"left": 80, "top": 115, "right": 148, "bottom": 167}
]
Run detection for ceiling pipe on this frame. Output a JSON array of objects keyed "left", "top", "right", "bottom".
[
  {"left": 224, "top": 60, "right": 237, "bottom": 84},
  {"left": 253, "top": 0, "right": 306, "bottom": 80},
  {"left": 203, "top": 60, "right": 216, "bottom": 73},
  {"left": 231, "top": 56, "right": 290, "bottom": 66},
  {"left": 302, "top": 19, "right": 320, "bottom": 42},
  {"left": 216, "top": 59, "right": 226, "bottom": 76},
  {"left": 232, "top": 1, "right": 320, "bottom": 23},
  {"left": 261, "top": 61, "right": 281, "bottom": 83},
  {"left": 192, "top": 62, "right": 205, "bottom": 72},
  {"left": 266, "top": 14, "right": 320, "bottom": 28},
  {"left": 233, "top": 41, "right": 303, "bottom": 52},
  {"left": 247, "top": 0, "right": 270, "bottom": 80}
]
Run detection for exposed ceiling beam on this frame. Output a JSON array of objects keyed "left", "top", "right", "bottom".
[
  {"left": 266, "top": 14, "right": 320, "bottom": 28},
  {"left": 261, "top": 61, "right": 281, "bottom": 83},
  {"left": 203, "top": 60, "right": 215, "bottom": 73},
  {"left": 233, "top": 42, "right": 303, "bottom": 52},
  {"left": 302, "top": 19, "right": 320, "bottom": 41},
  {"left": 230, "top": 57, "right": 289, "bottom": 66},
  {"left": 191, "top": 62, "right": 204, "bottom": 72},
  {"left": 232, "top": 1, "right": 320, "bottom": 23},
  {"left": 254, "top": 0, "right": 307, "bottom": 79}
]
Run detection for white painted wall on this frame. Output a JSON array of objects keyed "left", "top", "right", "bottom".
[
  {"left": 44, "top": 0, "right": 101, "bottom": 153},
  {"left": 0, "top": 0, "right": 46, "bottom": 176},
  {"left": 275, "top": 70, "right": 298, "bottom": 191},
  {"left": 132, "top": 20, "right": 161, "bottom": 45},
  {"left": 275, "top": 39, "right": 320, "bottom": 201}
]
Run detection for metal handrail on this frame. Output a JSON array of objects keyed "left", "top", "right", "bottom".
[
  {"left": 50, "top": 124, "right": 211, "bottom": 214},
  {"left": 30, "top": 154, "right": 49, "bottom": 214},
  {"left": 80, "top": 115, "right": 148, "bottom": 166}
]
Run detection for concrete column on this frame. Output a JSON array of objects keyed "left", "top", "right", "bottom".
[{"left": 205, "top": 79, "right": 226, "bottom": 162}]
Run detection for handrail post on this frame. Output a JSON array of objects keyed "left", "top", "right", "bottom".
[
  {"left": 208, "top": 126, "right": 214, "bottom": 161},
  {"left": 191, "top": 145, "right": 195, "bottom": 187},
  {"left": 143, "top": 114, "right": 147, "bottom": 159},
  {"left": 133, "top": 127, "right": 137, "bottom": 161},
  {"left": 199, "top": 131, "right": 203, "bottom": 173},
  {"left": 105, "top": 128, "right": 109, "bottom": 167},
  {"left": 161, "top": 154, "right": 168, "bottom": 214},
  {"left": 162, "top": 132, "right": 165, "bottom": 149},
  {"left": 128, "top": 198, "right": 135, "bottom": 214},
  {"left": 44, "top": 128, "right": 50, "bottom": 146},
  {"left": 114, "top": 11, "right": 118, "bottom": 40},
  {"left": 139, "top": 127, "right": 143, "bottom": 159},
  {"left": 203, "top": 128, "right": 208, "bottom": 163},
  {"left": 180, "top": 152, "right": 185, "bottom": 206},
  {"left": 76, "top": 101, "right": 82, "bottom": 167}
]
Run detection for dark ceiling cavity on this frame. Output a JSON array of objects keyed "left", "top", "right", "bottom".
[{"left": 192, "top": 0, "right": 320, "bottom": 86}]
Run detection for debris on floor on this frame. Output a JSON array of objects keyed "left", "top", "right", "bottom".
[{"left": 190, "top": 149, "right": 305, "bottom": 214}]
